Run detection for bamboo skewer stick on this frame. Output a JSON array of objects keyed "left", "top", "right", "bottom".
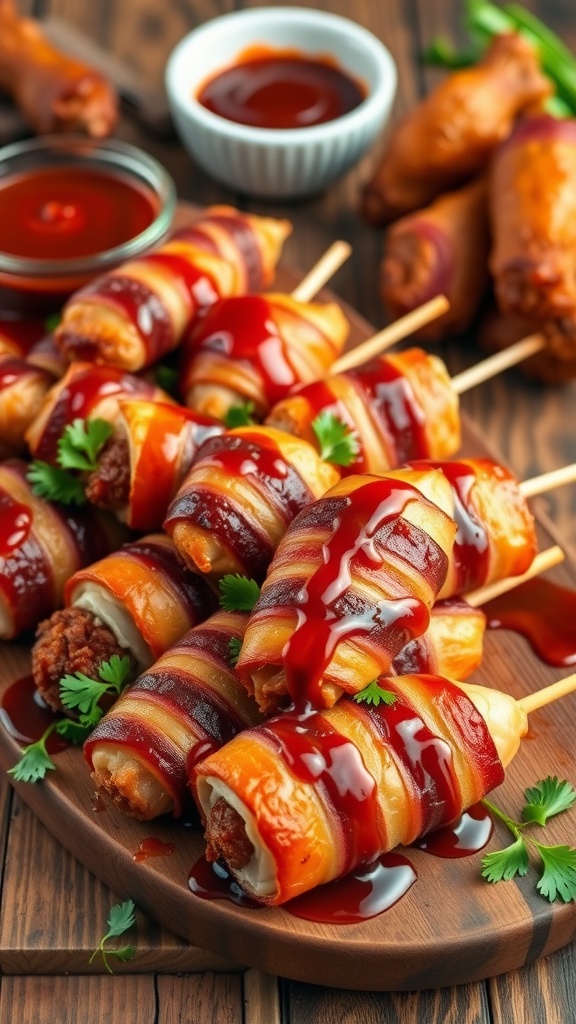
[
  {"left": 518, "top": 673, "right": 576, "bottom": 715},
  {"left": 466, "top": 546, "right": 565, "bottom": 608},
  {"left": 290, "top": 241, "right": 352, "bottom": 303},
  {"left": 451, "top": 334, "right": 546, "bottom": 395},
  {"left": 330, "top": 294, "right": 450, "bottom": 374},
  {"left": 519, "top": 464, "right": 576, "bottom": 499}
]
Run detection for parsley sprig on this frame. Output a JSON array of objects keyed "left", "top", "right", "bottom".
[
  {"left": 482, "top": 776, "right": 576, "bottom": 902},
  {"left": 312, "top": 411, "right": 360, "bottom": 467},
  {"left": 218, "top": 575, "right": 260, "bottom": 668},
  {"left": 89, "top": 899, "right": 136, "bottom": 974},
  {"left": 8, "top": 655, "right": 133, "bottom": 783},
  {"left": 353, "top": 680, "right": 398, "bottom": 707},
  {"left": 224, "top": 401, "right": 256, "bottom": 428},
  {"left": 27, "top": 417, "right": 113, "bottom": 505}
]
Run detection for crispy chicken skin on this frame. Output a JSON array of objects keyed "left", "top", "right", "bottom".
[
  {"left": 0, "top": 0, "right": 118, "bottom": 137},
  {"left": 380, "top": 178, "right": 490, "bottom": 339},
  {"left": 489, "top": 114, "right": 576, "bottom": 321},
  {"left": 362, "top": 34, "right": 551, "bottom": 226}
]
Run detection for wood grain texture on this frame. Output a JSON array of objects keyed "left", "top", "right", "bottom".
[
  {"left": 0, "top": 795, "right": 238, "bottom": 975},
  {"left": 1, "top": 270, "right": 575, "bottom": 992},
  {"left": 282, "top": 980, "right": 491, "bottom": 1024},
  {"left": 156, "top": 973, "right": 243, "bottom": 1024},
  {"left": 490, "top": 942, "right": 576, "bottom": 1024},
  {"left": 0, "top": 975, "right": 158, "bottom": 1024}
]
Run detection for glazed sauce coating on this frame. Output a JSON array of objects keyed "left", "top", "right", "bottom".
[
  {"left": 484, "top": 578, "right": 576, "bottom": 667},
  {"left": 281, "top": 480, "right": 444, "bottom": 705},
  {"left": 0, "top": 166, "right": 156, "bottom": 261},
  {"left": 197, "top": 47, "right": 365, "bottom": 130}
]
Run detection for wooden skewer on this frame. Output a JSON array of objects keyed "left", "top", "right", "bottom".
[
  {"left": 330, "top": 295, "right": 450, "bottom": 374},
  {"left": 518, "top": 673, "right": 576, "bottom": 715},
  {"left": 466, "top": 546, "right": 565, "bottom": 608},
  {"left": 519, "top": 464, "right": 576, "bottom": 499},
  {"left": 451, "top": 334, "right": 545, "bottom": 395},
  {"left": 290, "top": 241, "right": 352, "bottom": 303}
]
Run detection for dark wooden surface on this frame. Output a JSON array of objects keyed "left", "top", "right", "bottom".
[{"left": 1, "top": 0, "right": 576, "bottom": 1021}]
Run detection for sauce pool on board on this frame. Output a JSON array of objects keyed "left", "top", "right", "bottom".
[
  {"left": 0, "top": 165, "right": 158, "bottom": 262},
  {"left": 197, "top": 46, "right": 365, "bottom": 130}
]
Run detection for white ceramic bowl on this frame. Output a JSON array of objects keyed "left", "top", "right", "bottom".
[{"left": 165, "top": 7, "right": 397, "bottom": 199}]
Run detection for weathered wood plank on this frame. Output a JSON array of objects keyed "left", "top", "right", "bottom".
[
  {"left": 0, "top": 975, "right": 157, "bottom": 1024},
  {"left": 490, "top": 942, "right": 576, "bottom": 1024},
  {"left": 0, "top": 795, "right": 238, "bottom": 975},
  {"left": 156, "top": 972, "right": 243, "bottom": 1024},
  {"left": 281, "top": 980, "right": 491, "bottom": 1024}
]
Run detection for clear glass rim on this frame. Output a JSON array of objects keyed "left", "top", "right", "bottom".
[{"left": 0, "top": 135, "right": 177, "bottom": 278}]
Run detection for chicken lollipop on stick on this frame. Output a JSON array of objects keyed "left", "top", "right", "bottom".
[
  {"left": 81, "top": 546, "right": 563, "bottom": 824},
  {"left": 267, "top": 334, "right": 545, "bottom": 476},
  {"left": 192, "top": 672, "right": 576, "bottom": 906},
  {"left": 55, "top": 206, "right": 291, "bottom": 371},
  {"left": 237, "top": 461, "right": 576, "bottom": 713},
  {"left": 180, "top": 240, "right": 352, "bottom": 421}
]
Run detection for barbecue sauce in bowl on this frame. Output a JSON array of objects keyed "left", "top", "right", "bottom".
[{"left": 197, "top": 45, "right": 365, "bottom": 130}]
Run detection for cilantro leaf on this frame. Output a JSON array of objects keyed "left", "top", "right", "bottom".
[
  {"left": 481, "top": 836, "right": 530, "bottom": 883},
  {"left": 224, "top": 402, "right": 256, "bottom": 428},
  {"left": 155, "top": 364, "right": 179, "bottom": 396},
  {"left": 522, "top": 776, "right": 576, "bottom": 826},
  {"left": 228, "top": 636, "right": 243, "bottom": 667},
  {"left": 219, "top": 574, "right": 260, "bottom": 613},
  {"left": 536, "top": 845, "right": 576, "bottom": 903},
  {"left": 27, "top": 461, "right": 87, "bottom": 506},
  {"left": 353, "top": 680, "right": 397, "bottom": 707},
  {"left": 44, "top": 312, "right": 61, "bottom": 333},
  {"left": 59, "top": 655, "right": 133, "bottom": 727},
  {"left": 55, "top": 718, "right": 93, "bottom": 745},
  {"left": 57, "top": 418, "right": 113, "bottom": 472},
  {"left": 8, "top": 723, "right": 58, "bottom": 783},
  {"left": 311, "top": 411, "right": 360, "bottom": 467},
  {"left": 89, "top": 899, "right": 137, "bottom": 974}
]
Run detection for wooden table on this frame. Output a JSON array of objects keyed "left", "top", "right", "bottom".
[{"left": 2, "top": 1, "right": 576, "bottom": 1021}]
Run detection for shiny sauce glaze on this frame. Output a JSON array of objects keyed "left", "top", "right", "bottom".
[
  {"left": 286, "top": 853, "right": 417, "bottom": 923},
  {"left": 190, "top": 295, "right": 300, "bottom": 405},
  {"left": 0, "top": 675, "right": 68, "bottom": 753},
  {"left": 350, "top": 357, "right": 429, "bottom": 468},
  {"left": 197, "top": 46, "right": 365, "bottom": 130},
  {"left": 484, "top": 577, "right": 576, "bottom": 666},
  {"left": 281, "top": 480, "right": 445, "bottom": 706},
  {"left": 414, "top": 804, "right": 493, "bottom": 858},
  {"left": 133, "top": 837, "right": 176, "bottom": 862},
  {"left": 0, "top": 165, "right": 157, "bottom": 262}
]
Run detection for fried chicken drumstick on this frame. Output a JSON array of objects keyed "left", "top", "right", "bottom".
[
  {"left": 362, "top": 33, "right": 550, "bottom": 226},
  {"left": 0, "top": 0, "right": 118, "bottom": 137}
]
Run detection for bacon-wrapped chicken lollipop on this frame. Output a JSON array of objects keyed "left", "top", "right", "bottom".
[
  {"left": 25, "top": 361, "right": 168, "bottom": 463},
  {"left": 55, "top": 206, "right": 291, "bottom": 371},
  {"left": 0, "top": 459, "right": 125, "bottom": 640},
  {"left": 193, "top": 673, "right": 527, "bottom": 905},
  {"left": 84, "top": 398, "right": 224, "bottom": 532},
  {"left": 84, "top": 608, "right": 262, "bottom": 820},
  {"left": 237, "top": 468, "right": 456, "bottom": 712},
  {"left": 32, "top": 533, "right": 218, "bottom": 711},
  {"left": 266, "top": 347, "right": 461, "bottom": 475},
  {"left": 164, "top": 426, "right": 340, "bottom": 582},
  {"left": 180, "top": 293, "right": 349, "bottom": 420}
]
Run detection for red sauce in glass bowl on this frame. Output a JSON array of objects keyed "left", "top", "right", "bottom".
[
  {"left": 0, "top": 165, "right": 157, "bottom": 262},
  {"left": 197, "top": 46, "right": 365, "bottom": 130}
]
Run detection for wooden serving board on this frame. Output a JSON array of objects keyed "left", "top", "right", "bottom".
[{"left": 1, "top": 247, "right": 576, "bottom": 992}]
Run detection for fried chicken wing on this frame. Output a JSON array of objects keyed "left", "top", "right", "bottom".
[{"left": 362, "top": 34, "right": 550, "bottom": 226}]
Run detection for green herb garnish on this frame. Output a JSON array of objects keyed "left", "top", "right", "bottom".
[
  {"left": 218, "top": 574, "right": 260, "bottom": 613},
  {"left": 89, "top": 900, "right": 136, "bottom": 974},
  {"left": 57, "top": 418, "right": 113, "bottom": 472},
  {"left": 353, "top": 680, "right": 398, "bottom": 707},
  {"left": 312, "top": 411, "right": 360, "bottom": 467},
  {"left": 228, "top": 636, "right": 243, "bottom": 667},
  {"left": 8, "top": 717, "right": 91, "bottom": 783},
  {"left": 27, "top": 417, "right": 113, "bottom": 504},
  {"left": 482, "top": 776, "right": 576, "bottom": 902},
  {"left": 224, "top": 401, "right": 256, "bottom": 428},
  {"left": 59, "top": 654, "right": 133, "bottom": 727},
  {"left": 27, "top": 461, "right": 87, "bottom": 506},
  {"left": 155, "top": 363, "right": 180, "bottom": 397}
]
